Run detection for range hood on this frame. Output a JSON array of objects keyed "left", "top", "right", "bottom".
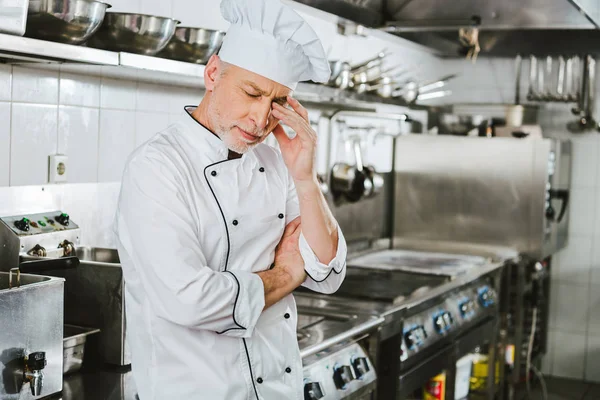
[{"left": 293, "top": 0, "right": 600, "bottom": 57}]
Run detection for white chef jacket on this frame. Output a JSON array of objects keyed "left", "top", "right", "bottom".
[{"left": 114, "top": 106, "right": 347, "bottom": 400}]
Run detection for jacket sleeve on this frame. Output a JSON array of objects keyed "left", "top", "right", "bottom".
[
  {"left": 115, "top": 152, "right": 264, "bottom": 338},
  {"left": 285, "top": 171, "right": 347, "bottom": 295}
]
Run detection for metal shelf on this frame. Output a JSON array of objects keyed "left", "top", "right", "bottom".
[
  {"left": 0, "top": 33, "right": 415, "bottom": 109},
  {"left": 0, "top": 33, "right": 118, "bottom": 65}
]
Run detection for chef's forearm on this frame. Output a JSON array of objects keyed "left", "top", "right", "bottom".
[
  {"left": 257, "top": 268, "right": 296, "bottom": 309},
  {"left": 294, "top": 178, "right": 338, "bottom": 264}
]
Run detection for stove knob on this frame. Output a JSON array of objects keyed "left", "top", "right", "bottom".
[
  {"left": 55, "top": 213, "right": 70, "bottom": 226},
  {"left": 333, "top": 364, "right": 354, "bottom": 390},
  {"left": 404, "top": 331, "right": 415, "bottom": 349},
  {"left": 352, "top": 357, "right": 370, "bottom": 379},
  {"left": 434, "top": 315, "right": 446, "bottom": 333},
  {"left": 14, "top": 218, "right": 30, "bottom": 232},
  {"left": 304, "top": 382, "right": 324, "bottom": 400},
  {"left": 443, "top": 312, "right": 453, "bottom": 327}
]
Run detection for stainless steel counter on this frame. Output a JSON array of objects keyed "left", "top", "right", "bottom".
[{"left": 52, "top": 367, "right": 137, "bottom": 400}]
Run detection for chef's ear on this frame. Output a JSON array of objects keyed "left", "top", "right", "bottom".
[{"left": 204, "top": 55, "right": 221, "bottom": 92}]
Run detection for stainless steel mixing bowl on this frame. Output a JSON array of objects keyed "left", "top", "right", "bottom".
[
  {"left": 158, "top": 27, "right": 225, "bottom": 64},
  {"left": 25, "top": 0, "right": 111, "bottom": 45},
  {"left": 87, "top": 12, "right": 180, "bottom": 56}
]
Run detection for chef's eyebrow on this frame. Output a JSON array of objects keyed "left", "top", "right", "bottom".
[{"left": 242, "top": 80, "right": 288, "bottom": 105}]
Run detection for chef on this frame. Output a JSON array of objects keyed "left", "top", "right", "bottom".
[{"left": 113, "top": 0, "right": 347, "bottom": 398}]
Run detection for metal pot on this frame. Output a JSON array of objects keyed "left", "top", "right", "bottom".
[
  {"left": 158, "top": 26, "right": 225, "bottom": 64},
  {"left": 330, "top": 139, "right": 379, "bottom": 202},
  {"left": 88, "top": 12, "right": 180, "bottom": 56},
  {"left": 25, "top": 0, "right": 111, "bottom": 45},
  {"left": 328, "top": 60, "right": 352, "bottom": 89}
]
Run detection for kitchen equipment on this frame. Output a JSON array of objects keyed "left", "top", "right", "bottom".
[
  {"left": 0, "top": 211, "right": 129, "bottom": 366},
  {"left": 0, "top": 271, "right": 64, "bottom": 400},
  {"left": 157, "top": 26, "right": 225, "bottom": 64},
  {"left": 330, "top": 137, "right": 382, "bottom": 203},
  {"left": 568, "top": 55, "right": 598, "bottom": 132},
  {"left": 349, "top": 49, "right": 388, "bottom": 73},
  {"left": 25, "top": 0, "right": 111, "bottom": 44},
  {"left": 437, "top": 113, "right": 485, "bottom": 135},
  {"left": 63, "top": 324, "right": 100, "bottom": 375},
  {"left": 88, "top": 12, "right": 179, "bottom": 56},
  {"left": 392, "top": 74, "right": 456, "bottom": 103},
  {"left": 298, "top": 242, "right": 512, "bottom": 400},
  {"left": 0, "top": 0, "right": 28, "bottom": 35},
  {"left": 296, "top": 298, "right": 383, "bottom": 400},
  {"left": 328, "top": 60, "right": 353, "bottom": 89},
  {"left": 393, "top": 135, "right": 572, "bottom": 259}
]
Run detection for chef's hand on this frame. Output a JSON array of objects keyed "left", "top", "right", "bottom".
[
  {"left": 257, "top": 217, "right": 306, "bottom": 309},
  {"left": 273, "top": 217, "right": 306, "bottom": 287},
  {"left": 271, "top": 97, "right": 317, "bottom": 184}
]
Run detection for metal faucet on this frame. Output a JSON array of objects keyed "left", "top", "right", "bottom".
[{"left": 23, "top": 352, "right": 46, "bottom": 396}]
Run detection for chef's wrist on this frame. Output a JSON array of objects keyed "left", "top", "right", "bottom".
[{"left": 293, "top": 176, "right": 320, "bottom": 198}]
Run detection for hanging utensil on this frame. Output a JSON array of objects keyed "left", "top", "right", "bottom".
[
  {"left": 349, "top": 49, "right": 389, "bottom": 72},
  {"left": 514, "top": 54, "right": 522, "bottom": 105},
  {"left": 572, "top": 56, "right": 586, "bottom": 116},
  {"left": 563, "top": 57, "right": 573, "bottom": 102},
  {"left": 556, "top": 56, "right": 565, "bottom": 101},
  {"left": 328, "top": 60, "right": 352, "bottom": 89},
  {"left": 527, "top": 55, "right": 537, "bottom": 101},
  {"left": 418, "top": 74, "right": 457, "bottom": 93},
  {"left": 568, "top": 55, "right": 598, "bottom": 132}
]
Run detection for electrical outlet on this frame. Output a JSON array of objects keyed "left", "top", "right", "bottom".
[{"left": 48, "top": 154, "right": 68, "bottom": 183}]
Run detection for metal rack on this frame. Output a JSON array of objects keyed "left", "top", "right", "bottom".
[
  {"left": 0, "top": 33, "right": 420, "bottom": 110},
  {"left": 503, "top": 256, "right": 552, "bottom": 400}
]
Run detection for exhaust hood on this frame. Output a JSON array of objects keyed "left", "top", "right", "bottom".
[{"left": 292, "top": 0, "right": 600, "bottom": 57}]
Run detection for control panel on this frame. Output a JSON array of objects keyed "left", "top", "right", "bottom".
[
  {"left": 400, "top": 281, "right": 497, "bottom": 362},
  {"left": 0, "top": 211, "right": 78, "bottom": 236},
  {"left": 302, "top": 343, "right": 376, "bottom": 400}
]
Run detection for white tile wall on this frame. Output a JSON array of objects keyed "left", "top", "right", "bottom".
[
  {"left": 0, "top": 65, "right": 11, "bottom": 101},
  {"left": 0, "top": 102, "right": 10, "bottom": 186},
  {"left": 12, "top": 66, "right": 59, "bottom": 105},
  {"left": 552, "top": 331, "right": 587, "bottom": 379},
  {"left": 551, "top": 282, "right": 589, "bottom": 334},
  {"left": 568, "top": 187, "right": 597, "bottom": 236},
  {"left": 58, "top": 106, "right": 100, "bottom": 183},
  {"left": 100, "top": 77, "right": 137, "bottom": 111},
  {"left": 552, "top": 236, "right": 592, "bottom": 285},
  {"left": 135, "top": 111, "right": 169, "bottom": 146},
  {"left": 585, "top": 333, "right": 600, "bottom": 382},
  {"left": 588, "top": 285, "right": 600, "bottom": 334},
  {"left": 10, "top": 103, "right": 58, "bottom": 186},
  {"left": 59, "top": 72, "right": 101, "bottom": 108},
  {"left": 98, "top": 109, "right": 136, "bottom": 182}
]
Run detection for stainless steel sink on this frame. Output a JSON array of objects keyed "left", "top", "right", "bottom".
[
  {"left": 0, "top": 271, "right": 52, "bottom": 290},
  {"left": 75, "top": 246, "right": 120, "bottom": 264}
]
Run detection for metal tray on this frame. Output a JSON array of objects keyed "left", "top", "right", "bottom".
[{"left": 63, "top": 324, "right": 100, "bottom": 375}]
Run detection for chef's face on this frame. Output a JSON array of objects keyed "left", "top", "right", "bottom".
[{"left": 204, "top": 55, "right": 292, "bottom": 154}]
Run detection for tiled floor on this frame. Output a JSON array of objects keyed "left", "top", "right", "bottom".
[{"left": 528, "top": 376, "right": 600, "bottom": 400}]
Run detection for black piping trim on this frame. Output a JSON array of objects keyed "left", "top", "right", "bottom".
[
  {"left": 203, "top": 158, "right": 260, "bottom": 398},
  {"left": 304, "top": 262, "right": 345, "bottom": 283},
  {"left": 216, "top": 271, "right": 246, "bottom": 334},
  {"left": 203, "top": 160, "right": 245, "bottom": 333},
  {"left": 243, "top": 339, "right": 260, "bottom": 400}
]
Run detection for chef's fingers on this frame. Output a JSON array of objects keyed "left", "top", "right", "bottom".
[
  {"left": 286, "top": 96, "right": 309, "bottom": 122},
  {"left": 283, "top": 217, "right": 301, "bottom": 237},
  {"left": 272, "top": 123, "right": 292, "bottom": 146},
  {"left": 272, "top": 105, "right": 314, "bottom": 143}
]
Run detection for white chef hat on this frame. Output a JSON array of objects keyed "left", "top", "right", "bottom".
[{"left": 218, "top": 0, "right": 331, "bottom": 90}]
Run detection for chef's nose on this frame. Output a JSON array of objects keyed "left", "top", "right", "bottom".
[{"left": 250, "top": 100, "right": 272, "bottom": 131}]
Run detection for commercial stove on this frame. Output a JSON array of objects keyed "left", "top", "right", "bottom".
[
  {"left": 296, "top": 298, "right": 384, "bottom": 400},
  {"left": 298, "top": 244, "right": 516, "bottom": 400}
]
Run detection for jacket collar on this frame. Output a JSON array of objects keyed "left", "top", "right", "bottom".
[{"left": 180, "top": 106, "right": 258, "bottom": 168}]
